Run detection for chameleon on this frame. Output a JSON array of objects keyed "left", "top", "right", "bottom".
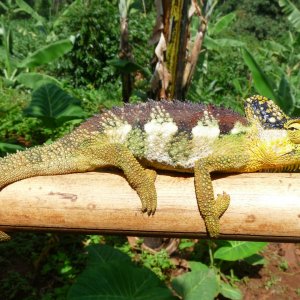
[{"left": 0, "top": 95, "right": 299, "bottom": 241}]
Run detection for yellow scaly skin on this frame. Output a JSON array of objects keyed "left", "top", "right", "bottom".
[{"left": 1, "top": 95, "right": 300, "bottom": 240}]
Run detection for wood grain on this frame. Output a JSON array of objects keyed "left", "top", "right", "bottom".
[{"left": 0, "top": 171, "right": 299, "bottom": 241}]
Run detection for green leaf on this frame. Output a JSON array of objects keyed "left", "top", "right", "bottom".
[
  {"left": 172, "top": 268, "right": 218, "bottom": 300},
  {"left": 263, "top": 40, "right": 288, "bottom": 55},
  {"left": 219, "top": 282, "right": 243, "bottom": 300},
  {"left": 67, "top": 245, "right": 175, "bottom": 300},
  {"left": 188, "top": 261, "right": 209, "bottom": 272},
  {"left": 19, "top": 39, "right": 73, "bottom": 68},
  {"left": 109, "top": 58, "right": 151, "bottom": 77},
  {"left": 86, "top": 244, "right": 131, "bottom": 267},
  {"left": 178, "top": 239, "right": 196, "bottom": 250},
  {"left": 242, "top": 48, "right": 277, "bottom": 101},
  {"left": 16, "top": 72, "right": 61, "bottom": 90},
  {"left": 24, "top": 84, "right": 85, "bottom": 126},
  {"left": 279, "top": 0, "right": 300, "bottom": 32},
  {"left": 212, "top": 38, "right": 245, "bottom": 48},
  {"left": 0, "top": 142, "right": 24, "bottom": 154},
  {"left": 214, "top": 241, "right": 267, "bottom": 261},
  {"left": 211, "top": 12, "right": 236, "bottom": 35},
  {"left": 244, "top": 254, "right": 266, "bottom": 266},
  {"left": 203, "top": 36, "right": 221, "bottom": 51},
  {"left": 203, "top": 37, "right": 244, "bottom": 52},
  {"left": 277, "top": 74, "right": 295, "bottom": 114},
  {"left": 15, "top": 0, "right": 46, "bottom": 25}
]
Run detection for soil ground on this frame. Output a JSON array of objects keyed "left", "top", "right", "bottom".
[{"left": 238, "top": 243, "right": 300, "bottom": 300}]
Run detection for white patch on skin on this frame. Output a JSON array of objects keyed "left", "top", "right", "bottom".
[
  {"left": 259, "top": 129, "right": 287, "bottom": 141},
  {"left": 191, "top": 110, "right": 220, "bottom": 139},
  {"left": 101, "top": 112, "right": 132, "bottom": 143},
  {"left": 144, "top": 106, "right": 178, "bottom": 164},
  {"left": 230, "top": 122, "right": 249, "bottom": 134},
  {"left": 259, "top": 129, "right": 293, "bottom": 155},
  {"left": 185, "top": 112, "right": 220, "bottom": 168}
]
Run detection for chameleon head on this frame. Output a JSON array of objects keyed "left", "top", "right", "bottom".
[{"left": 244, "top": 96, "right": 300, "bottom": 172}]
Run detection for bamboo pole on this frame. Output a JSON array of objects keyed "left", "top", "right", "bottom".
[{"left": 0, "top": 171, "right": 299, "bottom": 242}]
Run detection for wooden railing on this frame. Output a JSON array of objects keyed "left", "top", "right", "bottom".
[{"left": 0, "top": 171, "right": 299, "bottom": 242}]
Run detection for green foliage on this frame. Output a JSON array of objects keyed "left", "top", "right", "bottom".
[
  {"left": 213, "top": 241, "right": 267, "bottom": 261},
  {"left": 0, "top": 1, "right": 73, "bottom": 88},
  {"left": 0, "top": 141, "right": 24, "bottom": 153},
  {"left": 188, "top": 11, "right": 249, "bottom": 111},
  {"left": 24, "top": 83, "right": 86, "bottom": 128},
  {"left": 67, "top": 245, "right": 176, "bottom": 300},
  {"left": 279, "top": 0, "right": 300, "bottom": 31},
  {"left": 242, "top": 48, "right": 278, "bottom": 100},
  {"left": 0, "top": 233, "right": 88, "bottom": 300},
  {"left": 217, "top": 0, "right": 291, "bottom": 40},
  {"left": 53, "top": 0, "right": 120, "bottom": 87},
  {"left": 16, "top": 72, "right": 61, "bottom": 90},
  {"left": 172, "top": 266, "right": 218, "bottom": 300},
  {"left": 15, "top": 0, "right": 46, "bottom": 25},
  {"left": 173, "top": 240, "right": 267, "bottom": 300},
  {"left": 19, "top": 38, "right": 73, "bottom": 68},
  {"left": 140, "top": 249, "right": 174, "bottom": 281},
  {"left": 68, "top": 84, "right": 122, "bottom": 114}
]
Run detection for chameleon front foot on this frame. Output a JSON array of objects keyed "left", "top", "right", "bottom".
[{"left": 203, "top": 192, "right": 230, "bottom": 238}]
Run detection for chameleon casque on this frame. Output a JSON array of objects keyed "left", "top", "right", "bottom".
[{"left": 0, "top": 95, "right": 300, "bottom": 241}]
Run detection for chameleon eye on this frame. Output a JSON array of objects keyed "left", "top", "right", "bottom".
[{"left": 286, "top": 120, "right": 300, "bottom": 143}]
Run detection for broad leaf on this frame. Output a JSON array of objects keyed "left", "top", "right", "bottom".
[
  {"left": 219, "top": 282, "right": 243, "bottom": 300},
  {"left": 19, "top": 39, "right": 73, "bottom": 68},
  {"left": 244, "top": 254, "right": 266, "bottom": 266},
  {"left": 109, "top": 58, "right": 151, "bottom": 77},
  {"left": 0, "top": 142, "right": 24, "bottom": 154},
  {"left": 277, "top": 74, "right": 295, "bottom": 114},
  {"left": 279, "top": 0, "right": 300, "bottom": 32},
  {"left": 16, "top": 0, "right": 46, "bottom": 25},
  {"left": 242, "top": 48, "right": 277, "bottom": 101},
  {"left": 188, "top": 261, "right": 209, "bottom": 272},
  {"left": 86, "top": 244, "right": 131, "bottom": 267},
  {"left": 16, "top": 72, "right": 61, "bottom": 90},
  {"left": 212, "top": 38, "right": 245, "bottom": 48},
  {"left": 24, "top": 84, "right": 85, "bottom": 126},
  {"left": 214, "top": 241, "right": 267, "bottom": 261},
  {"left": 203, "top": 36, "right": 221, "bottom": 51},
  {"left": 172, "top": 268, "right": 218, "bottom": 300},
  {"left": 203, "top": 37, "right": 244, "bottom": 52},
  {"left": 68, "top": 245, "right": 175, "bottom": 300},
  {"left": 211, "top": 12, "right": 236, "bottom": 35},
  {"left": 263, "top": 40, "right": 288, "bottom": 55}
]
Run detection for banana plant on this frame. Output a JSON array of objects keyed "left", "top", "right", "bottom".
[{"left": 0, "top": 0, "right": 73, "bottom": 89}]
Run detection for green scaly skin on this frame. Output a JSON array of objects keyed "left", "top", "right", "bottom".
[{"left": 1, "top": 95, "right": 300, "bottom": 240}]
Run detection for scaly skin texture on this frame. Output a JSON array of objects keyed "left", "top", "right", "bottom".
[{"left": 1, "top": 95, "right": 300, "bottom": 240}]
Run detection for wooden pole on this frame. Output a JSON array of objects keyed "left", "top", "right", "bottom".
[{"left": 0, "top": 171, "right": 299, "bottom": 242}]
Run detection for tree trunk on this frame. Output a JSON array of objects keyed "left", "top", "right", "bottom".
[{"left": 150, "top": 0, "right": 209, "bottom": 101}]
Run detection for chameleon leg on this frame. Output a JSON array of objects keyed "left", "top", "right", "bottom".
[
  {"left": 194, "top": 155, "right": 246, "bottom": 237},
  {"left": 87, "top": 143, "right": 157, "bottom": 214}
]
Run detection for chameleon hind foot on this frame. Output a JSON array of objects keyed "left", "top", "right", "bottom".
[
  {"left": 137, "top": 169, "right": 157, "bottom": 215},
  {"left": 204, "top": 192, "right": 230, "bottom": 238}
]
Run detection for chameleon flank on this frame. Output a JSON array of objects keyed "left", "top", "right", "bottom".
[{"left": 1, "top": 95, "right": 300, "bottom": 239}]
